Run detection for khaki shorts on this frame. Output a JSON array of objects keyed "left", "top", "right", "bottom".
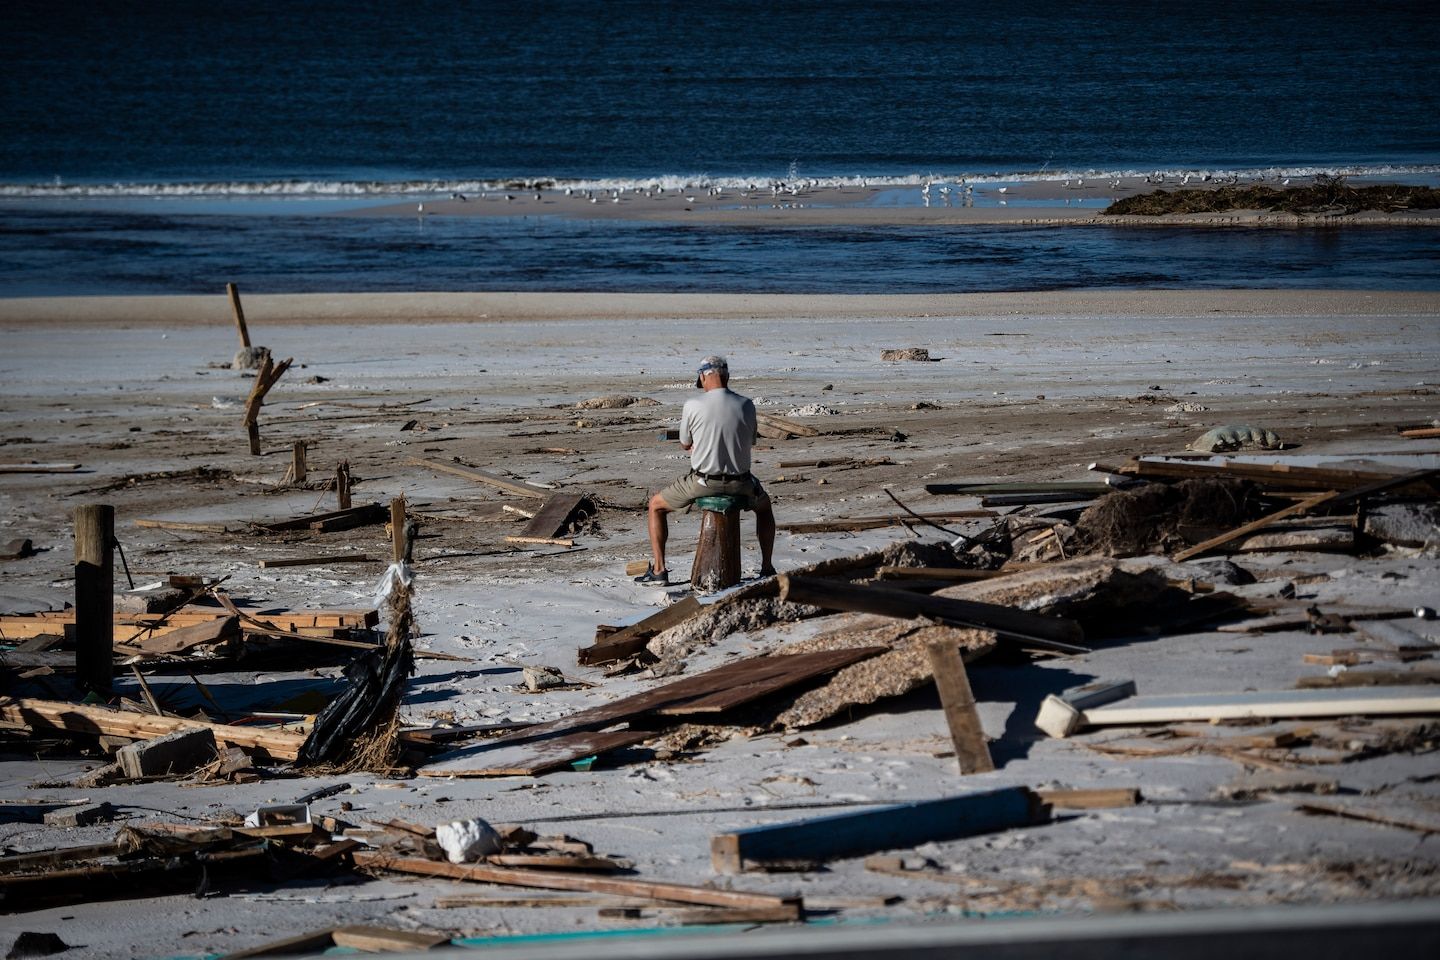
[{"left": 657, "top": 471, "right": 769, "bottom": 511}]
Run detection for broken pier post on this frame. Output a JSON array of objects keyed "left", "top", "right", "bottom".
[
  {"left": 292, "top": 441, "right": 307, "bottom": 484},
  {"left": 690, "top": 495, "right": 742, "bottom": 593},
  {"left": 74, "top": 503, "right": 114, "bottom": 695},
  {"left": 336, "top": 461, "right": 352, "bottom": 510}
]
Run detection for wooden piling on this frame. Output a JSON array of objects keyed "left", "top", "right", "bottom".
[
  {"left": 337, "top": 461, "right": 352, "bottom": 510},
  {"left": 74, "top": 504, "right": 115, "bottom": 694},
  {"left": 292, "top": 441, "right": 307, "bottom": 484},
  {"left": 227, "top": 282, "right": 251, "bottom": 348}
]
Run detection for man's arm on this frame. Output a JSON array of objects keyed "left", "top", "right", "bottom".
[{"left": 679, "top": 401, "right": 695, "bottom": 451}]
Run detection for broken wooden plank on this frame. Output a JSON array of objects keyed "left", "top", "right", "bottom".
[
  {"left": 875, "top": 566, "right": 1013, "bottom": 583},
  {"left": 0, "top": 698, "right": 305, "bottom": 760},
  {"left": 0, "top": 463, "right": 82, "bottom": 474},
  {"left": 134, "top": 518, "right": 236, "bottom": 534},
  {"left": 425, "top": 728, "right": 653, "bottom": 777},
  {"left": 778, "top": 574, "right": 1086, "bottom": 652},
  {"left": 755, "top": 413, "right": 819, "bottom": 439},
  {"left": 1065, "top": 685, "right": 1440, "bottom": 733},
  {"left": 653, "top": 646, "right": 886, "bottom": 716},
  {"left": 1399, "top": 427, "right": 1440, "bottom": 439},
  {"left": 926, "top": 639, "right": 994, "bottom": 774},
  {"left": 1036, "top": 788, "right": 1141, "bottom": 810},
  {"left": 925, "top": 481, "right": 1112, "bottom": 496},
  {"left": 422, "top": 649, "right": 890, "bottom": 777},
  {"left": 1297, "top": 669, "right": 1440, "bottom": 688},
  {"left": 216, "top": 929, "right": 340, "bottom": 960},
  {"left": 709, "top": 787, "right": 1046, "bottom": 874},
  {"left": 1173, "top": 491, "right": 1338, "bottom": 562},
  {"left": 257, "top": 554, "right": 377, "bottom": 569},
  {"left": 407, "top": 457, "right": 551, "bottom": 499},
  {"left": 130, "top": 615, "right": 240, "bottom": 656},
  {"left": 1114, "top": 458, "right": 1418, "bottom": 492},
  {"left": 779, "top": 511, "right": 995, "bottom": 534},
  {"left": 330, "top": 926, "right": 452, "bottom": 952},
  {"left": 504, "top": 535, "right": 575, "bottom": 547},
  {"left": 352, "top": 852, "right": 800, "bottom": 915},
  {"left": 518, "top": 493, "right": 592, "bottom": 539},
  {"left": 578, "top": 596, "right": 704, "bottom": 665},
  {"left": 1296, "top": 797, "right": 1440, "bottom": 834}
]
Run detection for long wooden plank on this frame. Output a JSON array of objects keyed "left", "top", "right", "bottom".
[
  {"left": 1172, "top": 491, "right": 1338, "bottom": 562},
  {"left": 134, "top": 518, "right": 237, "bottom": 533},
  {"left": 710, "top": 787, "right": 1045, "bottom": 874},
  {"left": 1123, "top": 458, "right": 1404, "bottom": 490},
  {"left": 777, "top": 574, "right": 1086, "bottom": 652},
  {"left": 353, "top": 852, "right": 799, "bottom": 914},
  {"left": 1400, "top": 427, "right": 1440, "bottom": 439},
  {"left": 422, "top": 649, "right": 890, "bottom": 777},
  {"left": 578, "top": 596, "right": 703, "bottom": 665},
  {"left": 755, "top": 413, "right": 819, "bottom": 438},
  {"left": 1296, "top": 798, "right": 1440, "bottom": 834},
  {"left": 426, "top": 728, "right": 653, "bottom": 777},
  {"left": 779, "top": 511, "right": 995, "bottom": 534},
  {"left": 926, "top": 640, "right": 994, "bottom": 774},
  {"left": 0, "top": 463, "right": 82, "bottom": 474},
  {"left": 654, "top": 646, "right": 887, "bottom": 715},
  {"left": 1077, "top": 686, "right": 1440, "bottom": 729},
  {"left": 925, "top": 482, "right": 1112, "bottom": 495},
  {"left": 257, "top": 554, "right": 377, "bottom": 569},
  {"left": 256, "top": 503, "right": 385, "bottom": 532},
  {"left": 0, "top": 698, "right": 305, "bottom": 760},
  {"left": 407, "top": 457, "right": 551, "bottom": 499}
]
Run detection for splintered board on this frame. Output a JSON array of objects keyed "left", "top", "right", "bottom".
[
  {"left": 420, "top": 646, "right": 886, "bottom": 777},
  {"left": 518, "top": 493, "right": 592, "bottom": 539}
]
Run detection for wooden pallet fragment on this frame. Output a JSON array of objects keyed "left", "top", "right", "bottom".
[
  {"left": 710, "top": 787, "right": 1047, "bottom": 873},
  {"left": 0, "top": 697, "right": 305, "bottom": 760},
  {"left": 578, "top": 596, "right": 704, "bottom": 665}
]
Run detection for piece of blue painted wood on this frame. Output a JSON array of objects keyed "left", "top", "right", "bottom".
[{"left": 710, "top": 787, "right": 1046, "bottom": 873}]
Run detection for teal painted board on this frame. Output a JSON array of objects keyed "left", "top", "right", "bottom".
[{"left": 711, "top": 787, "right": 1045, "bottom": 873}]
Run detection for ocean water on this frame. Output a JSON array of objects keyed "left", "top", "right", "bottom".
[{"left": 2, "top": 0, "right": 1437, "bottom": 296}]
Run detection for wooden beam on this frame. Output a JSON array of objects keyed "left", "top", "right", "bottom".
[
  {"left": 926, "top": 640, "right": 994, "bottom": 774},
  {"left": 779, "top": 510, "right": 995, "bottom": 534},
  {"left": 710, "top": 787, "right": 1046, "bottom": 874},
  {"left": 1400, "top": 427, "right": 1440, "bottom": 439},
  {"left": 0, "top": 698, "right": 305, "bottom": 760},
  {"left": 258, "top": 554, "right": 376, "bottom": 569},
  {"left": 925, "top": 481, "right": 1112, "bottom": 496},
  {"left": 1036, "top": 788, "right": 1141, "bottom": 809},
  {"left": 134, "top": 518, "right": 236, "bottom": 534},
  {"left": 407, "top": 457, "right": 551, "bottom": 499},
  {"left": 352, "top": 852, "right": 799, "bottom": 915},
  {"left": 504, "top": 535, "right": 575, "bottom": 547},
  {"left": 330, "top": 926, "right": 452, "bottom": 952},
  {"left": 226, "top": 282, "right": 251, "bottom": 348},
  {"left": 777, "top": 574, "right": 1086, "bottom": 652},
  {"left": 0, "top": 463, "right": 82, "bottom": 474},
  {"left": 876, "top": 566, "right": 1013, "bottom": 582},
  {"left": 1073, "top": 685, "right": 1440, "bottom": 731},
  {"left": 291, "top": 441, "right": 307, "bottom": 484},
  {"left": 579, "top": 596, "right": 704, "bottom": 665},
  {"left": 73, "top": 504, "right": 114, "bottom": 695},
  {"left": 336, "top": 461, "right": 352, "bottom": 510},
  {"left": 1172, "top": 491, "right": 1337, "bottom": 562}
]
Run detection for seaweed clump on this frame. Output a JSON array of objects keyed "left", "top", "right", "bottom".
[{"left": 1105, "top": 175, "right": 1440, "bottom": 217}]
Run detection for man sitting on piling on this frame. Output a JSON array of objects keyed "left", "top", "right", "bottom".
[{"left": 635, "top": 355, "right": 777, "bottom": 584}]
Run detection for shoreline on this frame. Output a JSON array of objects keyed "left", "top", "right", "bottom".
[{"left": 3, "top": 289, "right": 1440, "bottom": 328}]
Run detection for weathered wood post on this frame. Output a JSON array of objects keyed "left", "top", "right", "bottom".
[
  {"left": 292, "top": 441, "right": 307, "bottom": 484},
  {"left": 337, "top": 461, "right": 352, "bottom": 510},
  {"left": 227, "top": 282, "right": 251, "bottom": 348},
  {"left": 391, "top": 496, "right": 407, "bottom": 563},
  {"left": 74, "top": 504, "right": 114, "bottom": 695}
]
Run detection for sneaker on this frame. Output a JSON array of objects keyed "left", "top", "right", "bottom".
[
  {"left": 758, "top": 565, "right": 778, "bottom": 578},
  {"left": 633, "top": 563, "right": 669, "bottom": 585}
]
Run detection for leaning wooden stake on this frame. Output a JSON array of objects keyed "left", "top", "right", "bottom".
[
  {"left": 74, "top": 504, "right": 115, "bottom": 695},
  {"left": 926, "top": 639, "right": 994, "bottom": 774},
  {"left": 227, "top": 282, "right": 251, "bottom": 348}
]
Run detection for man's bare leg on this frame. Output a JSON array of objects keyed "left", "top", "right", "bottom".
[
  {"left": 754, "top": 497, "right": 777, "bottom": 575},
  {"left": 646, "top": 492, "right": 671, "bottom": 575}
]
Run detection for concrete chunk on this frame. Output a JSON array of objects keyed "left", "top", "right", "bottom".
[{"left": 116, "top": 728, "right": 217, "bottom": 779}]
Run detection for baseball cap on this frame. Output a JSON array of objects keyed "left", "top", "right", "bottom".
[{"left": 695, "top": 355, "right": 728, "bottom": 387}]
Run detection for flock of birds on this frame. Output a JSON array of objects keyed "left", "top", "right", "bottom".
[{"left": 413, "top": 171, "right": 1309, "bottom": 215}]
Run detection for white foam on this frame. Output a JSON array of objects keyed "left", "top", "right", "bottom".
[{"left": 1, "top": 163, "right": 1435, "bottom": 199}]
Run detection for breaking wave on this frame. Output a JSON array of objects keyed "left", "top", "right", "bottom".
[{"left": 3, "top": 164, "right": 1437, "bottom": 199}]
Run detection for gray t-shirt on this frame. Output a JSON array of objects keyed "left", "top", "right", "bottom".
[{"left": 680, "top": 388, "right": 757, "bottom": 476}]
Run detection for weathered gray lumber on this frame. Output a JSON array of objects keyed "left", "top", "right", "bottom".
[
  {"left": 710, "top": 787, "right": 1046, "bottom": 873},
  {"left": 407, "top": 457, "right": 551, "bottom": 499},
  {"left": 778, "top": 574, "right": 1086, "bottom": 652},
  {"left": 1072, "top": 685, "right": 1440, "bottom": 732},
  {"left": 116, "top": 727, "right": 218, "bottom": 778}
]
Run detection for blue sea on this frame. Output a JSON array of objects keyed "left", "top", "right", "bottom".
[{"left": 2, "top": 0, "right": 1438, "bottom": 297}]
